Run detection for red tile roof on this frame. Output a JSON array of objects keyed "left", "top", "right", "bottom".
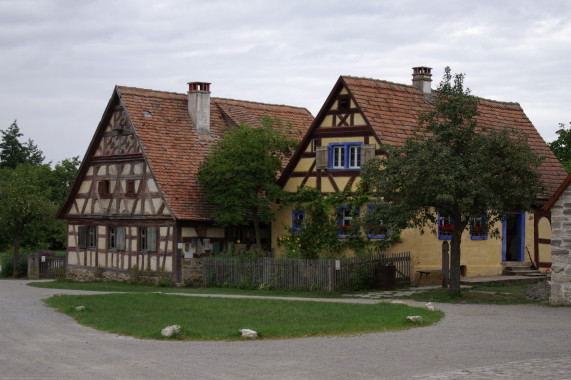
[
  {"left": 117, "top": 86, "right": 314, "bottom": 221},
  {"left": 341, "top": 76, "right": 567, "bottom": 200}
]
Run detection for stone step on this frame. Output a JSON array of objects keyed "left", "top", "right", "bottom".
[{"left": 502, "top": 261, "right": 533, "bottom": 268}]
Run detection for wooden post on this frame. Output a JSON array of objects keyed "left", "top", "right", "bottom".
[{"left": 442, "top": 241, "right": 449, "bottom": 288}]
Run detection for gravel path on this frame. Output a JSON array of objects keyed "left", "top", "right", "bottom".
[{"left": 1, "top": 280, "right": 570, "bottom": 379}]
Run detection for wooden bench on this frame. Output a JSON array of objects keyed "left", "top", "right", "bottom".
[{"left": 417, "top": 270, "right": 441, "bottom": 285}]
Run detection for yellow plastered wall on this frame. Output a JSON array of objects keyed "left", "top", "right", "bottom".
[{"left": 271, "top": 203, "right": 509, "bottom": 278}]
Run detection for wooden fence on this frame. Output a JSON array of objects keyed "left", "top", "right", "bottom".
[
  {"left": 203, "top": 252, "right": 410, "bottom": 291},
  {"left": 27, "top": 253, "right": 66, "bottom": 279}
]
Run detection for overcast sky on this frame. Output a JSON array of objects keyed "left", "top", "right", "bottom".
[{"left": 0, "top": 0, "right": 569, "bottom": 165}]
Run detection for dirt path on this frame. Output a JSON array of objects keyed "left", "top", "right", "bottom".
[{"left": 1, "top": 280, "right": 570, "bottom": 379}]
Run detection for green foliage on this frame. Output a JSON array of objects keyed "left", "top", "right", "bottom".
[
  {"left": 549, "top": 122, "right": 571, "bottom": 173},
  {"left": 278, "top": 186, "right": 401, "bottom": 259},
  {"left": 198, "top": 117, "right": 298, "bottom": 247},
  {"left": 278, "top": 187, "right": 343, "bottom": 258},
  {"left": 0, "top": 128, "right": 79, "bottom": 252},
  {"left": 0, "top": 120, "right": 44, "bottom": 168},
  {"left": 0, "top": 254, "right": 28, "bottom": 277},
  {"left": 360, "top": 67, "right": 545, "bottom": 293}
]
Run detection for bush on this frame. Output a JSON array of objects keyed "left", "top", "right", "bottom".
[{"left": 0, "top": 254, "right": 28, "bottom": 278}]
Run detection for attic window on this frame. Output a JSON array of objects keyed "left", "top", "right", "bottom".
[
  {"left": 338, "top": 97, "right": 350, "bottom": 111},
  {"left": 143, "top": 111, "right": 152, "bottom": 118}
]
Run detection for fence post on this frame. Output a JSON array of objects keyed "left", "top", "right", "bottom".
[
  {"left": 442, "top": 241, "right": 449, "bottom": 288},
  {"left": 28, "top": 252, "right": 40, "bottom": 280}
]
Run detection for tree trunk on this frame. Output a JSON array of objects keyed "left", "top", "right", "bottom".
[
  {"left": 12, "top": 235, "right": 20, "bottom": 278},
  {"left": 253, "top": 218, "right": 262, "bottom": 250},
  {"left": 449, "top": 233, "right": 462, "bottom": 294}
]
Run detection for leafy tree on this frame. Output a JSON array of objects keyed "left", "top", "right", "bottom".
[
  {"left": 549, "top": 122, "right": 571, "bottom": 173},
  {"left": 0, "top": 120, "right": 44, "bottom": 168},
  {"left": 199, "top": 116, "right": 298, "bottom": 249},
  {"left": 49, "top": 156, "right": 81, "bottom": 203},
  {"left": 0, "top": 163, "right": 57, "bottom": 276},
  {"left": 360, "top": 67, "right": 545, "bottom": 293}
]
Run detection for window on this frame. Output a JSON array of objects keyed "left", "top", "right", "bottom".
[
  {"left": 126, "top": 180, "right": 136, "bottom": 196},
  {"left": 338, "top": 206, "right": 359, "bottom": 238},
  {"left": 329, "top": 142, "right": 362, "bottom": 170},
  {"left": 292, "top": 210, "right": 305, "bottom": 232},
  {"left": 88, "top": 226, "right": 97, "bottom": 248},
  {"left": 312, "top": 139, "right": 318, "bottom": 152},
  {"left": 438, "top": 211, "right": 453, "bottom": 240},
  {"left": 338, "top": 97, "right": 350, "bottom": 111},
  {"left": 98, "top": 180, "right": 110, "bottom": 195},
  {"left": 366, "top": 204, "right": 388, "bottom": 238},
  {"left": 109, "top": 227, "right": 116, "bottom": 249},
  {"left": 470, "top": 214, "right": 488, "bottom": 240},
  {"left": 349, "top": 145, "right": 361, "bottom": 168},
  {"left": 108, "top": 227, "right": 126, "bottom": 250},
  {"left": 140, "top": 227, "right": 157, "bottom": 251}
]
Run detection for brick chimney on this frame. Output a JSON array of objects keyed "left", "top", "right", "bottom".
[
  {"left": 412, "top": 67, "right": 432, "bottom": 97},
  {"left": 187, "top": 82, "right": 211, "bottom": 135}
]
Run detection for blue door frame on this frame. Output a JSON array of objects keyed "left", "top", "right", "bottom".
[{"left": 502, "top": 211, "right": 525, "bottom": 262}]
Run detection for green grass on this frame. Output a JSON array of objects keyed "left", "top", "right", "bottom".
[
  {"left": 404, "top": 283, "right": 545, "bottom": 304},
  {"left": 44, "top": 293, "right": 443, "bottom": 341},
  {"left": 28, "top": 279, "right": 343, "bottom": 298}
]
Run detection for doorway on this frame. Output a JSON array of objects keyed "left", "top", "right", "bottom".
[{"left": 502, "top": 212, "right": 525, "bottom": 262}]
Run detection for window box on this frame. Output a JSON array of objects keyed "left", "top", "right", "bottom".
[
  {"left": 366, "top": 204, "right": 389, "bottom": 238},
  {"left": 338, "top": 206, "right": 359, "bottom": 238},
  {"left": 292, "top": 210, "right": 305, "bottom": 232},
  {"left": 438, "top": 212, "right": 453, "bottom": 240},
  {"left": 470, "top": 215, "right": 488, "bottom": 240}
]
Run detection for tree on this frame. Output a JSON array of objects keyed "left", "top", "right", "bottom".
[
  {"left": 0, "top": 120, "right": 44, "bottom": 168},
  {"left": 549, "top": 122, "right": 571, "bottom": 173},
  {"left": 0, "top": 163, "right": 57, "bottom": 276},
  {"left": 360, "top": 67, "right": 545, "bottom": 293},
  {"left": 198, "top": 117, "right": 298, "bottom": 249}
]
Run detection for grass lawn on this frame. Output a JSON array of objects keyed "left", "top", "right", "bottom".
[
  {"left": 404, "top": 283, "right": 546, "bottom": 305},
  {"left": 44, "top": 293, "right": 443, "bottom": 341},
  {"left": 29, "top": 279, "right": 342, "bottom": 298}
]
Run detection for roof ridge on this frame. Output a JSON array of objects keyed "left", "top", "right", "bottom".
[
  {"left": 213, "top": 97, "right": 310, "bottom": 112},
  {"left": 341, "top": 75, "right": 415, "bottom": 89},
  {"left": 341, "top": 75, "right": 522, "bottom": 106},
  {"left": 116, "top": 85, "right": 311, "bottom": 112}
]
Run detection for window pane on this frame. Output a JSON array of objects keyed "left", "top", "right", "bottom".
[{"left": 349, "top": 146, "right": 361, "bottom": 168}]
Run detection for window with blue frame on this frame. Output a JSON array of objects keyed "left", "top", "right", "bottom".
[
  {"left": 292, "top": 210, "right": 305, "bottom": 232},
  {"left": 366, "top": 204, "right": 389, "bottom": 238},
  {"left": 329, "top": 142, "right": 362, "bottom": 170},
  {"left": 470, "top": 214, "right": 488, "bottom": 240},
  {"left": 438, "top": 211, "right": 454, "bottom": 240},
  {"left": 338, "top": 206, "right": 359, "bottom": 238}
]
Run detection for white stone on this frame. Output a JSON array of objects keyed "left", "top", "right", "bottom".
[
  {"left": 406, "top": 316, "right": 423, "bottom": 323},
  {"left": 161, "top": 325, "right": 181, "bottom": 337},
  {"left": 390, "top": 300, "right": 407, "bottom": 305},
  {"left": 75, "top": 306, "right": 85, "bottom": 311},
  {"left": 240, "top": 329, "right": 258, "bottom": 339},
  {"left": 425, "top": 302, "right": 435, "bottom": 311}
]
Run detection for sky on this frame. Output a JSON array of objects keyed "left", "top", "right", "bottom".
[{"left": 0, "top": 0, "right": 570, "bottom": 165}]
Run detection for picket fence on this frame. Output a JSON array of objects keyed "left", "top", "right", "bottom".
[{"left": 203, "top": 252, "right": 410, "bottom": 291}]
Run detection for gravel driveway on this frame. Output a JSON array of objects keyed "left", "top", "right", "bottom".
[{"left": 0, "top": 280, "right": 570, "bottom": 379}]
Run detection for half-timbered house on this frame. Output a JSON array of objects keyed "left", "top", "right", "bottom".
[
  {"left": 272, "top": 67, "right": 567, "bottom": 279},
  {"left": 57, "top": 82, "right": 314, "bottom": 283}
]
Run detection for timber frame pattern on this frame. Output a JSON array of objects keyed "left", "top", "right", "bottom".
[
  {"left": 61, "top": 102, "right": 176, "bottom": 281},
  {"left": 57, "top": 83, "right": 315, "bottom": 283}
]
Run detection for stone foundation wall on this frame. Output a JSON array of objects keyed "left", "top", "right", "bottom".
[
  {"left": 550, "top": 185, "right": 571, "bottom": 305},
  {"left": 182, "top": 258, "right": 205, "bottom": 286},
  {"left": 66, "top": 265, "right": 170, "bottom": 284}
]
